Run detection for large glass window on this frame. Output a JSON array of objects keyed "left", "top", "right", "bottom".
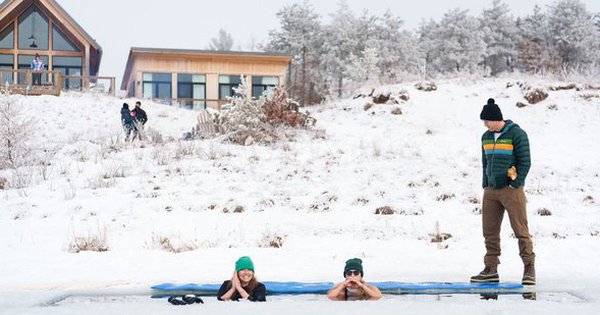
[
  {"left": 218, "top": 75, "right": 243, "bottom": 99},
  {"left": 52, "top": 25, "right": 79, "bottom": 51},
  {"left": 142, "top": 73, "right": 172, "bottom": 100},
  {"left": 18, "top": 54, "right": 48, "bottom": 84},
  {"left": 177, "top": 74, "right": 206, "bottom": 109},
  {"left": 0, "top": 23, "right": 14, "bottom": 49},
  {"left": 252, "top": 76, "right": 279, "bottom": 98},
  {"left": 0, "top": 54, "right": 14, "bottom": 84},
  {"left": 53, "top": 56, "right": 82, "bottom": 90},
  {"left": 18, "top": 6, "right": 49, "bottom": 50}
]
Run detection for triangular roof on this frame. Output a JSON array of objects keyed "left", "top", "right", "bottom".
[{"left": 0, "top": 0, "right": 101, "bottom": 50}]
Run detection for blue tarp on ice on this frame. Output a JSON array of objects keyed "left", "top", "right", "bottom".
[{"left": 152, "top": 281, "right": 524, "bottom": 294}]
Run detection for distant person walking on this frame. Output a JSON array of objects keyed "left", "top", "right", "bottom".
[
  {"left": 30, "top": 54, "right": 45, "bottom": 86},
  {"left": 470, "top": 98, "right": 535, "bottom": 286},
  {"left": 130, "top": 101, "right": 148, "bottom": 142},
  {"left": 120, "top": 103, "right": 133, "bottom": 141}
]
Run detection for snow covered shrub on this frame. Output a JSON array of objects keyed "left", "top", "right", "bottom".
[
  {"left": 174, "top": 141, "right": 196, "bottom": 160},
  {"left": 69, "top": 227, "right": 109, "bottom": 253},
  {"left": 101, "top": 162, "right": 126, "bottom": 179},
  {"left": 146, "top": 127, "right": 164, "bottom": 145},
  {"left": 150, "top": 234, "right": 199, "bottom": 253},
  {"left": 430, "top": 222, "right": 452, "bottom": 244},
  {"left": 375, "top": 206, "right": 395, "bottom": 215},
  {"left": 9, "top": 168, "right": 33, "bottom": 191},
  {"left": 218, "top": 78, "right": 315, "bottom": 146},
  {"left": 258, "top": 230, "right": 286, "bottom": 248},
  {"left": 363, "top": 103, "right": 373, "bottom": 111},
  {"left": 391, "top": 107, "right": 403, "bottom": 115},
  {"left": 151, "top": 146, "right": 171, "bottom": 166},
  {"left": 415, "top": 82, "right": 437, "bottom": 92},
  {"left": 0, "top": 98, "right": 35, "bottom": 170},
  {"left": 264, "top": 86, "right": 313, "bottom": 127},
  {"left": 524, "top": 88, "right": 549, "bottom": 104},
  {"left": 87, "top": 173, "right": 116, "bottom": 190}
]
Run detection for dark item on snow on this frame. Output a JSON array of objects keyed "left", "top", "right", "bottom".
[
  {"left": 217, "top": 280, "right": 267, "bottom": 302},
  {"left": 375, "top": 206, "right": 395, "bottom": 215},
  {"left": 372, "top": 93, "right": 390, "bottom": 104},
  {"left": 480, "top": 99, "right": 503, "bottom": 121},
  {"left": 415, "top": 82, "right": 437, "bottom": 92},
  {"left": 168, "top": 294, "right": 204, "bottom": 305},
  {"left": 516, "top": 102, "right": 527, "bottom": 108},
  {"left": 524, "top": 88, "right": 548, "bottom": 104}
]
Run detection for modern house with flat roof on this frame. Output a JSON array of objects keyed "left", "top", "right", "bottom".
[
  {"left": 121, "top": 47, "right": 293, "bottom": 110},
  {"left": 0, "top": 0, "right": 107, "bottom": 95}
]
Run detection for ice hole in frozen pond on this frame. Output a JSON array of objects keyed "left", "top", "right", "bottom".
[{"left": 44, "top": 291, "right": 586, "bottom": 306}]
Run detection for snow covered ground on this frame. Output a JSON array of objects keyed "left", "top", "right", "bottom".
[{"left": 1, "top": 78, "right": 599, "bottom": 314}]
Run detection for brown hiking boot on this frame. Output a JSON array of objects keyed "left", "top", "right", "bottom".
[
  {"left": 522, "top": 263, "right": 536, "bottom": 285},
  {"left": 470, "top": 266, "right": 499, "bottom": 283}
]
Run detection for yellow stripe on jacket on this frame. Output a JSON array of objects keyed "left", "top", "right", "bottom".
[{"left": 483, "top": 143, "right": 514, "bottom": 151}]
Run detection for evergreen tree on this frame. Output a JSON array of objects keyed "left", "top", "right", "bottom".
[
  {"left": 208, "top": 29, "right": 234, "bottom": 51},
  {"left": 268, "top": 1, "right": 325, "bottom": 105},
  {"left": 437, "top": 8, "right": 486, "bottom": 73},
  {"left": 480, "top": 0, "right": 520, "bottom": 75},
  {"left": 548, "top": 0, "right": 599, "bottom": 67}
]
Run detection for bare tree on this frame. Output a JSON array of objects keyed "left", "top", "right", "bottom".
[{"left": 0, "top": 97, "right": 35, "bottom": 170}]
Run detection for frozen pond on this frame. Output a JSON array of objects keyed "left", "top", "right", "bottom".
[{"left": 0, "top": 290, "right": 596, "bottom": 315}]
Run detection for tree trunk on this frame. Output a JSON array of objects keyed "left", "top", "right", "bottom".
[{"left": 301, "top": 46, "right": 307, "bottom": 106}]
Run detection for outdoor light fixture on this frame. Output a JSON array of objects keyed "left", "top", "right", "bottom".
[{"left": 28, "top": 12, "right": 37, "bottom": 48}]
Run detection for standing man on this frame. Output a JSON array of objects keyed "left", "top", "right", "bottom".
[
  {"left": 471, "top": 98, "right": 535, "bottom": 286},
  {"left": 131, "top": 101, "right": 148, "bottom": 142}
]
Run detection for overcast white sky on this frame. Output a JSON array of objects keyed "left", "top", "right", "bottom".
[{"left": 54, "top": 0, "right": 600, "bottom": 84}]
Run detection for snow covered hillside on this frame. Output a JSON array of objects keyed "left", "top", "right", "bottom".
[{"left": 1, "top": 79, "right": 599, "bottom": 313}]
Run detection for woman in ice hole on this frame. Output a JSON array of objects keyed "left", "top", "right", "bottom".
[
  {"left": 327, "top": 258, "right": 382, "bottom": 301},
  {"left": 217, "top": 256, "right": 266, "bottom": 302}
]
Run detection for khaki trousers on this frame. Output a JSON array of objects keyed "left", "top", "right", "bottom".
[{"left": 482, "top": 186, "right": 535, "bottom": 266}]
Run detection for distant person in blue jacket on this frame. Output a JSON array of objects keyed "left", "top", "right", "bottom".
[
  {"left": 217, "top": 256, "right": 266, "bottom": 302},
  {"left": 120, "top": 103, "right": 133, "bottom": 141},
  {"left": 327, "top": 258, "right": 382, "bottom": 301}
]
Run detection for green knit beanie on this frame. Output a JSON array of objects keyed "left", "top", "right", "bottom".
[
  {"left": 235, "top": 256, "right": 254, "bottom": 272},
  {"left": 343, "top": 258, "right": 363, "bottom": 277}
]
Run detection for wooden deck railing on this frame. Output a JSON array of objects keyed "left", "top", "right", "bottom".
[
  {"left": 0, "top": 69, "right": 62, "bottom": 96},
  {"left": 0, "top": 69, "right": 116, "bottom": 96},
  {"left": 170, "top": 98, "right": 232, "bottom": 111}
]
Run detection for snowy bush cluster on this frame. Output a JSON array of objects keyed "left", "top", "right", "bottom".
[
  {"left": 267, "top": 0, "right": 600, "bottom": 104},
  {"left": 215, "top": 77, "right": 316, "bottom": 145}
]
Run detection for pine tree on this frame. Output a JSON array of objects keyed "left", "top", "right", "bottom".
[
  {"left": 322, "top": 0, "right": 357, "bottom": 97},
  {"left": 437, "top": 8, "right": 486, "bottom": 73},
  {"left": 548, "top": 0, "right": 599, "bottom": 68},
  {"left": 208, "top": 29, "right": 234, "bottom": 51},
  {"left": 480, "top": 0, "right": 520, "bottom": 75},
  {"left": 268, "top": 1, "right": 325, "bottom": 105}
]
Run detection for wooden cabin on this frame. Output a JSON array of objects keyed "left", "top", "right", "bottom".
[
  {"left": 121, "top": 47, "right": 293, "bottom": 110},
  {"left": 0, "top": 0, "right": 112, "bottom": 95}
]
